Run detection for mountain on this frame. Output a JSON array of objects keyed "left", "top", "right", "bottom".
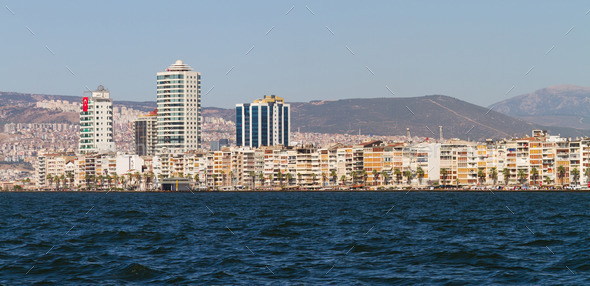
[
  {"left": 288, "top": 95, "right": 587, "bottom": 140},
  {"left": 490, "top": 84, "right": 590, "bottom": 130},
  {"left": 0, "top": 91, "right": 156, "bottom": 124},
  {"left": 2, "top": 90, "right": 588, "bottom": 140}
]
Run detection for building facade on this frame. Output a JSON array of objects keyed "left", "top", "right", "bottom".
[
  {"left": 78, "top": 85, "right": 115, "bottom": 154},
  {"left": 236, "top": 95, "right": 290, "bottom": 148},
  {"left": 134, "top": 110, "right": 158, "bottom": 156},
  {"left": 156, "top": 60, "right": 202, "bottom": 154}
]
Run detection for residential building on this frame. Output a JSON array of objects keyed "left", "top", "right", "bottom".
[
  {"left": 156, "top": 60, "right": 202, "bottom": 153},
  {"left": 78, "top": 85, "right": 115, "bottom": 154}
]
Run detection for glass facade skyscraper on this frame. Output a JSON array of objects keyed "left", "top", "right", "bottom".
[{"left": 236, "top": 95, "right": 290, "bottom": 148}]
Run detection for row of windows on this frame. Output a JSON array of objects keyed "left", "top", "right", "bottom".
[
  {"left": 157, "top": 89, "right": 185, "bottom": 94},
  {"left": 157, "top": 80, "right": 184, "bottom": 84},
  {"left": 157, "top": 85, "right": 185, "bottom": 89},
  {"left": 157, "top": 74, "right": 184, "bottom": 80}
]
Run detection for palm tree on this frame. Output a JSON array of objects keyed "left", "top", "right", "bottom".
[
  {"left": 490, "top": 167, "right": 498, "bottom": 185},
  {"left": 477, "top": 169, "right": 486, "bottom": 185},
  {"left": 277, "top": 171, "right": 284, "bottom": 186},
  {"left": 106, "top": 174, "right": 112, "bottom": 190},
  {"left": 341, "top": 175, "right": 347, "bottom": 185},
  {"left": 286, "top": 173, "right": 293, "bottom": 186},
  {"left": 530, "top": 167, "right": 539, "bottom": 186},
  {"left": 517, "top": 169, "right": 527, "bottom": 186},
  {"left": 372, "top": 169, "right": 379, "bottom": 186},
  {"left": 330, "top": 170, "right": 338, "bottom": 186},
  {"left": 321, "top": 172, "right": 327, "bottom": 187},
  {"left": 404, "top": 170, "right": 412, "bottom": 185},
  {"left": 46, "top": 174, "right": 53, "bottom": 189},
  {"left": 440, "top": 168, "right": 447, "bottom": 186},
  {"left": 249, "top": 171, "right": 256, "bottom": 189},
  {"left": 258, "top": 172, "right": 265, "bottom": 187},
  {"left": 571, "top": 168, "right": 580, "bottom": 186},
  {"left": 544, "top": 176, "right": 552, "bottom": 186},
  {"left": 229, "top": 171, "right": 234, "bottom": 188},
  {"left": 394, "top": 169, "right": 402, "bottom": 185},
  {"left": 416, "top": 166, "right": 424, "bottom": 185},
  {"left": 557, "top": 165, "right": 566, "bottom": 186},
  {"left": 350, "top": 171, "right": 357, "bottom": 185},
  {"left": 381, "top": 170, "right": 390, "bottom": 186},
  {"left": 268, "top": 174, "right": 274, "bottom": 187},
  {"left": 67, "top": 172, "right": 75, "bottom": 189},
  {"left": 502, "top": 168, "right": 510, "bottom": 186},
  {"left": 112, "top": 172, "right": 119, "bottom": 189},
  {"left": 297, "top": 173, "right": 303, "bottom": 186},
  {"left": 220, "top": 170, "right": 226, "bottom": 187},
  {"left": 311, "top": 173, "right": 317, "bottom": 186},
  {"left": 360, "top": 170, "right": 368, "bottom": 186}
]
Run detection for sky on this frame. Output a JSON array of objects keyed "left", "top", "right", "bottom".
[{"left": 1, "top": 0, "right": 589, "bottom": 108}]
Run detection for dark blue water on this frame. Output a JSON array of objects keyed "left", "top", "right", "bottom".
[{"left": 0, "top": 191, "right": 588, "bottom": 285}]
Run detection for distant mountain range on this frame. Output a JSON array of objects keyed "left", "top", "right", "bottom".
[
  {"left": 1, "top": 87, "right": 589, "bottom": 140},
  {"left": 491, "top": 84, "right": 590, "bottom": 130}
]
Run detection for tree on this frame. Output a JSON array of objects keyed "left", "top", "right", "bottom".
[
  {"left": 350, "top": 171, "right": 357, "bottom": 185},
  {"left": 268, "top": 174, "right": 274, "bottom": 187},
  {"left": 381, "top": 170, "right": 390, "bottom": 186},
  {"left": 330, "top": 170, "right": 338, "bottom": 185},
  {"left": 297, "top": 173, "right": 303, "bottom": 185},
  {"left": 220, "top": 170, "right": 226, "bottom": 187},
  {"left": 229, "top": 170, "right": 234, "bottom": 188},
  {"left": 311, "top": 173, "right": 317, "bottom": 186},
  {"left": 46, "top": 174, "right": 54, "bottom": 189},
  {"left": 502, "top": 168, "right": 510, "bottom": 186},
  {"left": 517, "top": 169, "right": 527, "bottom": 185},
  {"left": 112, "top": 172, "right": 119, "bottom": 189},
  {"left": 372, "top": 169, "right": 379, "bottom": 186},
  {"left": 440, "top": 168, "right": 448, "bottom": 186},
  {"left": 477, "top": 169, "right": 486, "bottom": 185},
  {"left": 286, "top": 173, "right": 293, "bottom": 186},
  {"left": 557, "top": 165, "right": 566, "bottom": 186},
  {"left": 544, "top": 176, "right": 552, "bottom": 186},
  {"left": 341, "top": 175, "right": 347, "bottom": 185},
  {"left": 277, "top": 171, "right": 284, "bottom": 186},
  {"left": 360, "top": 170, "right": 368, "bottom": 186},
  {"left": 394, "top": 169, "right": 402, "bottom": 185},
  {"left": 404, "top": 170, "right": 412, "bottom": 185},
  {"left": 490, "top": 167, "right": 498, "bottom": 185},
  {"left": 212, "top": 174, "right": 218, "bottom": 187},
  {"left": 571, "top": 168, "right": 580, "bottom": 186},
  {"left": 67, "top": 172, "right": 75, "bottom": 189},
  {"left": 321, "top": 172, "right": 327, "bottom": 187},
  {"left": 258, "top": 172, "right": 265, "bottom": 187},
  {"left": 416, "top": 166, "right": 424, "bottom": 185},
  {"left": 530, "top": 167, "right": 539, "bottom": 185},
  {"left": 249, "top": 171, "right": 256, "bottom": 189}
]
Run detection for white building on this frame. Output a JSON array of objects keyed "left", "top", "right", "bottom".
[
  {"left": 156, "top": 60, "right": 202, "bottom": 154},
  {"left": 78, "top": 85, "right": 115, "bottom": 154}
]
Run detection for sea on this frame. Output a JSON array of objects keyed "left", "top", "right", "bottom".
[{"left": 0, "top": 191, "right": 588, "bottom": 285}]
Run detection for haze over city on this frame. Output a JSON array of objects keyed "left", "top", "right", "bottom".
[{"left": 1, "top": 0, "right": 590, "bottom": 108}]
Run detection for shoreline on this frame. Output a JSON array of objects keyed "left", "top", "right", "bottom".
[{"left": 2, "top": 189, "right": 590, "bottom": 193}]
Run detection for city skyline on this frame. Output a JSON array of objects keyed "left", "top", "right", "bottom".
[{"left": 1, "top": 1, "right": 589, "bottom": 108}]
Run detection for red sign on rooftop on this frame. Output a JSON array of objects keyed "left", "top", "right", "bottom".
[{"left": 82, "top": 97, "right": 89, "bottom": 112}]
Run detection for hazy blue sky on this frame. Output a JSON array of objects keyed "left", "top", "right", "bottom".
[{"left": 1, "top": 0, "right": 589, "bottom": 108}]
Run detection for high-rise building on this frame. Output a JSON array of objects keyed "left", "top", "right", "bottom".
[
  {"left": 236, "top": 95, "right": 290, "bottom": 148},
  {"left": 156, "top": 60, "right": 201, "bottom": 153},
  {"left": 78, "top": 85, "right": 115, "bottom": 154},
  {"left": 134, "top": 109, "right": 158, "bottom": 156}
]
